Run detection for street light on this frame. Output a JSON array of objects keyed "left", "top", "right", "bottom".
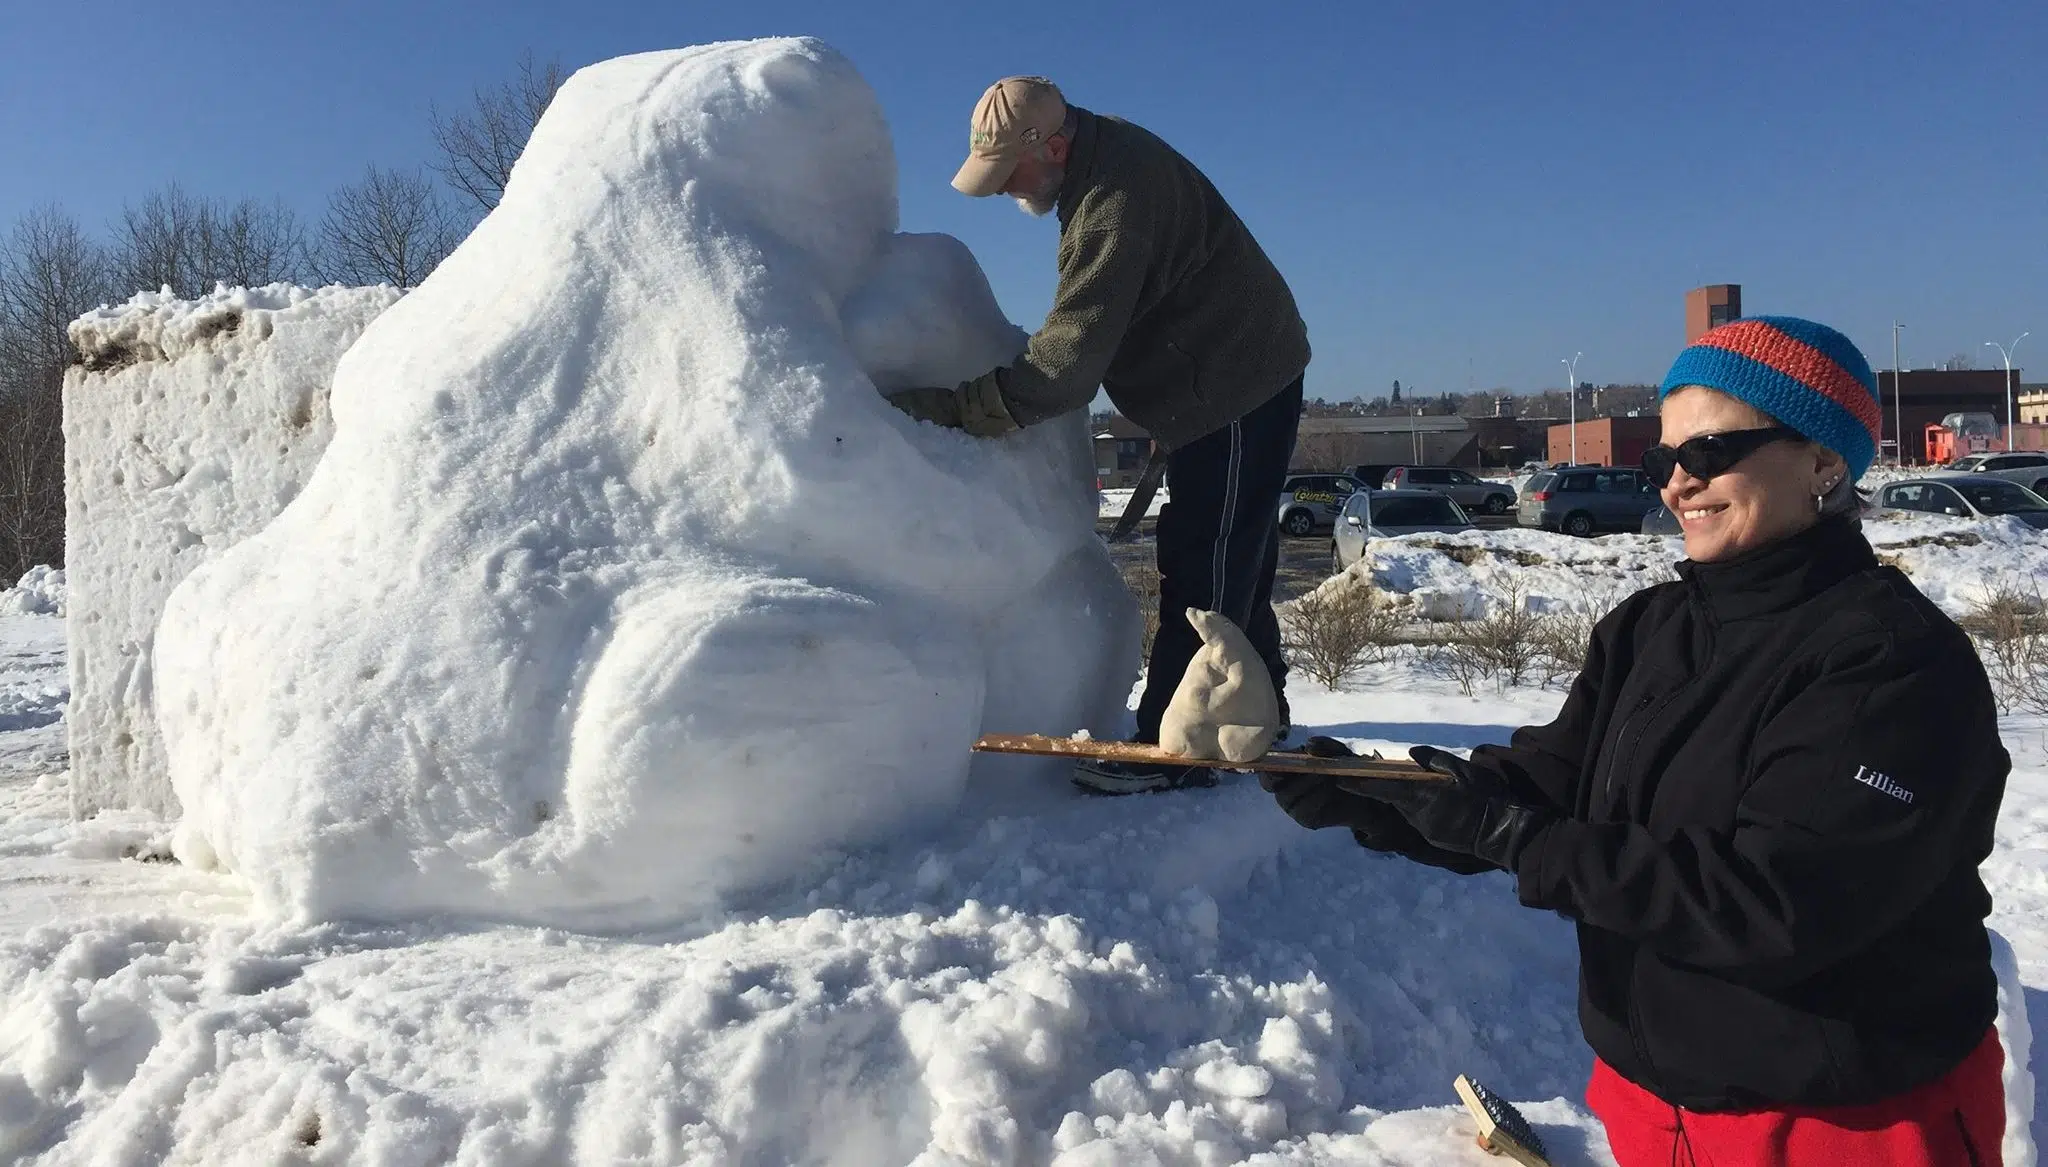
[
  {"left": 1985, "top": 333, "right": 2029, "bottom": 451},
  {"left": 1891, "top": 322, "right": 1905, "bottom": 465},
  {"left": 1563, "top": 353, "right": 1583, "bottom": 464}
]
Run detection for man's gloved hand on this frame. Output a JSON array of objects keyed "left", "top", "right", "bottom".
[
  {"left": 1335, "top": 746, "right": 1555, "bottom": 872},
  {"left": 886, "top": 378, "right": 1022, "bottom": 439},
  {"left": 886, "top": 387, "right": 964, "bottom": 429}
]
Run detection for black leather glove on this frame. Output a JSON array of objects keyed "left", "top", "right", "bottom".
[
  {"left": 1336, "top": 746, "right": 1554, "bottom": 872},
  {"left": 1261, "top": 739, "right": 1497, "bottom": 875}
]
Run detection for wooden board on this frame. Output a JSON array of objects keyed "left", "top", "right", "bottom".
[{"left": 972, "top": 734, "right": 1441, "bottom": 781}]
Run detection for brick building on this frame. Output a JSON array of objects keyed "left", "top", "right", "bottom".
[
  {"left": 1091, "top": 414, "right": 1151, "bottom": 486},
  {"left": 1547, "top": 417, "right": 1661, "bottom": 468},
  {"left": 1685, "top": 285, "right": 1741, "bottom": 342}
]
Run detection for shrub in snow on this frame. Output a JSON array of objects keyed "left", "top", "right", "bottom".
[
  {"left": 1963, "top": 580, "right": 2048, "bottom": 715},
  {"left": 1279, "top": 571, "right": 1400, "bottom": 687},
  {"left": 153, "top": 38, "right": 1138, "bottom": 926},
  {"left": 0, "top": 566, "right": 65, "bottom": 617},
  {"left": 62, "top": 284, "right": 401, "bottom": 817}
]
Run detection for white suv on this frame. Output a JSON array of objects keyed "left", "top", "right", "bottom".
[
  {"left": 1942, "top": 451, "right": 2048, "bottom": 497},
  {"left": 1384, "top": 466, "right": 1517, "bottom": 516}
]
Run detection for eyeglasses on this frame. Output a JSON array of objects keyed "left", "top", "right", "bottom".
[{"left": 1641, "top": 426, "right": 1802, "bottom": 485}]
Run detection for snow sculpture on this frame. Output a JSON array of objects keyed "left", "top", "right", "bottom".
[
  {"left": 62, "top": 285, "right": 400, "bottom": 817},
  {"left": 154, "top": 38, "right": 1139, "bottom": 926},
  {"left": 1159, "top": 610, "right": 1281, "bottom": 763}
]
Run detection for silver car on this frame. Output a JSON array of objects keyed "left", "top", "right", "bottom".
[
  {"left": 1330, "top": 489, "right": 1474, "bottom": 571},
  {"left": 1941, "top": 452, "right": 2048, "bottom": 497},
  {"left": 1383, "top": 466, "right": 1518, "bottom": 516},
  {"left": 1878, "top": 475, "right": 2048, "bottom": 530},
  {"left": 1277, "top": 472, "right": 1368, "bottom": 537}
]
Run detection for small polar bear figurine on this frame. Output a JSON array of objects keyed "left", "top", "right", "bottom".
[{"left": 1159, "top": 609, "right": 1282, "bottom": 764}]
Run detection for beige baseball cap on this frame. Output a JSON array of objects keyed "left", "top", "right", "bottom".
[{"left": 951, "top": 76, "right": 1068, "bottom": 197}]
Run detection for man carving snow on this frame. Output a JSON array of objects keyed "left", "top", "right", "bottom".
[{"left": 890, "top": 75, "right": 1310, "bottom": 794}]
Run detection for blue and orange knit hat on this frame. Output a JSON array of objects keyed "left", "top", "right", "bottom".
[{"left": 1659, "top": 316, "right": 1882, "bottom": 480}]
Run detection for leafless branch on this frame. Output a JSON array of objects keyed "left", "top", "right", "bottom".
[
  {"left": 315, "top": 165, "right": 461, "bottom": 288},
  {"left": 430, "top": 51, "right": 566, "bottom": 212}
]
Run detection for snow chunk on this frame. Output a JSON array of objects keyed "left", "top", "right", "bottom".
[
  {"left": 62, "top": 284, "right": 400, "bottom": 818},
  {"left": 154, "top": 38, "right": 1139, "bottom": 927},
  {"left": 0, "top": 567, "right": 65, "bottom": 617},
  {"left": 68, "top": 283, "right": 361, "bottom": 371}
]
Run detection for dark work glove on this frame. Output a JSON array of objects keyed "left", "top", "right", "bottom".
[
  {"left": 1336, "top": 746, "right": 1555, "bottom": 873},
  {"left": 886, "top": 379, "right": 1021, "bottom": 438},
  {"left": 886, "top": 387, "right": 965, "bottom": 429},
  {"left": 1261, "top": 739, "right": 1497, "bottom": 875}
]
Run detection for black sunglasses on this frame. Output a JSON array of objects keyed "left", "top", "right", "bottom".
[{"left": 1641, "top": 426, "right": 1802, "bottom": 485}]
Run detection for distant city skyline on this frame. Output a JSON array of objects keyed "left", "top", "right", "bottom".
[{"left": 2, "top": 0, "right": 2042, "bottom": 396}]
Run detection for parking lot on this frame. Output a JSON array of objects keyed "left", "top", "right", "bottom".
[{"left": 1096, "top": 512, "right": 1513, "bottom": 604}]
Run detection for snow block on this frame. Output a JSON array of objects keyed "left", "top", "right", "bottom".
[
  {"left": 62, "top": 284, "right": 401, "bottom": 818},
  {"left": 154, "top": 38, "right": 1140, "bottom": 927}
]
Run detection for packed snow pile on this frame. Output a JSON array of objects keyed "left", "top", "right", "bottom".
[
  {"left": 1328, "top": 515, "right": 2048, "bottom": 624},
  {"left": 0, "top": 567, "right": 65, "bottom": 617},
  {"left": 62, "top": 282, "right": 401, "bottom": 818},
  {"left": 152, "top": 38, "right": 1137, "bottom": 928}
]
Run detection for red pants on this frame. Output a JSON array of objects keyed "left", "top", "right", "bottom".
[{"left": 1588, "top": 1028, "right": 2005, "bottom": 1166}]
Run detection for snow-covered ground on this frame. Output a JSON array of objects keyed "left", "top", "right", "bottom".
[
  {"left": 2, "top": 553, "right": 2043, "bottom": 1165},
  {"left": 1099, "top": 486, "right": 1168, "bottom": 520},
  {"left": 1338, "top": 509, "right": 2048, "bottom": 624}
]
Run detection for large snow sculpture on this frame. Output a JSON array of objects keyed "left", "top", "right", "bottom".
[{"left": 155, "top": 38, "right": 1139, "bottom": 926}]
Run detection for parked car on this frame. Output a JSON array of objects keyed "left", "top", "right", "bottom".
[
  {"left": 1383, "top": 465, "right": 1517, "bottom": 515},
  {"left": 1276, "top": 472, "right": 1369, "bottom": 537},
  {"left": 1517, "top": 466, "right": 1659, "bottom": 536},
  {"left": 1939, "top": 451, "right": 2048, "bottom": 496},
  {"left": 1877, "top": 475, "right": 2048, "bottom": 530},
  {"left": 1330, "top": 489, "right": 1475, "bottom": 571},
  {"left": 1345, "top": 464, "right": 1397, "bottom": 489}
]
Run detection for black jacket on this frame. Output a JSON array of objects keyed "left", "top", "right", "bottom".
[{"left": 1471, "top": 518, "right": 2007, "bottom": 1111}]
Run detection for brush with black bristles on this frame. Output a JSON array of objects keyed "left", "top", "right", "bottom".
[{"left": 1453, "top": 1075, "right": 1551, "bottom": 1167}]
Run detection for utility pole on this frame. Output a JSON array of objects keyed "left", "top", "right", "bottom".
[
  {"left": 1986, "top": 333, "right": 2029, "bottom": 451},
  {"left": 1891, "top": 322, "right": 1905, "bottom": 465},
  {"left": 1562, "top": 353, "right": 1583, "bottom": 464}
]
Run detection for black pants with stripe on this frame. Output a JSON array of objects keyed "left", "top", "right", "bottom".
[{"left": 1134, "top": 376, "right": 1303, "bottom": 743}]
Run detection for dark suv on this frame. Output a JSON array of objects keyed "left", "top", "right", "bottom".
[
  {"left": 1382, "top": 466, "right": 1517, "bottom": 515},
  {"left": 1518, "top": 466, "right": 1659, "bottom": 536}
]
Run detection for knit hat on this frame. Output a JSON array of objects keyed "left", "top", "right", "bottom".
[{"left": 1659, "top": 316, "right": 1882, "bottom": 480}]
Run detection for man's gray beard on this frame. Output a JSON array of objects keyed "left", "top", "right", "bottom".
[{"left": 1011, "top": 164, "right": 1064, "bottom": 217}]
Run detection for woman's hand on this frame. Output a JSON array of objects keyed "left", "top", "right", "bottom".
[{"left": 1334, "top": 746, "right": 1556, "bottom": 872}]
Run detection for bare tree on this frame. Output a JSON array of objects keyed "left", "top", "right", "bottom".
[
  {"left": 111, "top": 184, "right": 205, "bottom": 298},
  {"left": 111, "top": 184, "right": 311, "bottom": 299},
  {"left": 430, "top": 51, "right": 567, "bottom": 213},
  {"left": 315, "top": 166, "right": 461, "bottom": 288},
  {"left": 0, "top": 207, "right": 112, "bottom": 576}
]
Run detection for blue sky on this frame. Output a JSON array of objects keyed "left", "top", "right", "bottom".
[{"left": 2, "top": 0, "right": 2043, "bottom": 396}]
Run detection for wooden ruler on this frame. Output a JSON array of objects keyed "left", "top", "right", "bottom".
[{"left": 972, "top": 733, "right": 1441, "bottom": 781}]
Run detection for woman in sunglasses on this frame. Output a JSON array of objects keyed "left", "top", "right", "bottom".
[{"left": 1268, "top": 317, "right": 2010, "bottom": 1165}]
